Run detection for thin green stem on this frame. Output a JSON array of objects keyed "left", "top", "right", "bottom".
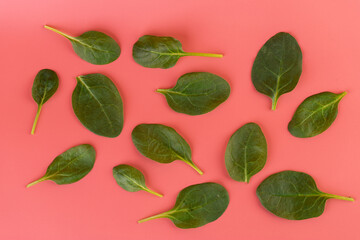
[
  {"left": 44, "top": 25, "right": 74, "bottom": 40},
  {"left": 338, "top": 91, "right": 347, "bottom": 99},
  {"left": 184, "top": 160, "right": 203, "bottom": 175},
  {"left": 31, "top": 104, "right": 43, "bottom": 135},
  {"left": 138, "top": 210, "right": 173, "bottom": 223},
  {"left": 271, "top": 97, "right": 278, "bottom": 111},
  {"left": 26, "top": 176, "right": 47, "bottom": 188},
  {"left": 325, "top": 193, "right": 354, "bottom": 202},
  {"left": 184, "top": 52, "right": 223, "bottom": 58},
  {"left": 156, "top": 89, "right": 167, "bottom": 94},
  {"left": 143, "top": 187, "right": 163, "bottom": 198}
]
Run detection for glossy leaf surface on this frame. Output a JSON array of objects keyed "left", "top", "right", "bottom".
[
  {"left": 225, "top": 123, "right": 267, "bottom": 183},
  {"left": 251, "top": 32, "right": 302, "bottom": 110},
  {"left": 256, "top": 171, "right": 354, "bottom": 220},
  {"left": 27, "top": 144, "right": 96, "bottom": 187},
  {"left": 288, "top": 91, "right": 346, "bottom": 138},
  {"left": 157, "top": 72, "right": 230, "bottom": 115},
  {"left": 133, "top": 35, "right": 222, "bottom": 69},
  {"left": 138, "top": 182, "right": 229, "bottom": 228},
  {"left": 131, "top": 124, "right": 203, "bottom": 174},
  {"left": 72, "top": 73, "right": 124, "bottom": 138}
]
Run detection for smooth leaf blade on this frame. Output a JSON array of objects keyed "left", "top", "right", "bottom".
[
  {"left": 256, "top": 171, "right": 354, "bottom": 220},
  {"left": 251, "top": 32, "right": 302, "bottom": 110},
  {"left": 138, "top": 182, "right": 229, "bottom": 228},
  {"left": 131, "top": 124, "right": 203, "bottom": 175},
  {"left": 225, "top": 122, "right": 267, "bottom": 183},
  {"left": 44, "top": 25, "right": 120, "bottom": 65},
  {"left": 72, "top": 73, "right": 124, "bottom": 138},
  {"left": 288, "top": 91, "right": 346, "bottom": 138},
  {"left": 157, "top": 72, "right": 230, "bottom": 115},
  {"left": 27, "top": 144, "right": 96, "bottom": 187}
]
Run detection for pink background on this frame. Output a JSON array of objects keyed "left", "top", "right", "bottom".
[{"left": 1, "top": 0, "right": 359, "bottom": 239}]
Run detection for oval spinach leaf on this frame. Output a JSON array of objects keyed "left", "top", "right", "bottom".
[
  {"left": 31, "top": 69, "right": 59, "bottom": 135},
  {"left": 131, "top": 124, "right": 203, "bottom": 175},
  {"left": 251, "top": 32, "right": 302, "bottom": 110},
  {"left": 157, "top": 72, "right": 230, "bottom": 115},
  {"left": 113, "top": 164, "right": 163, "bottom": 197},
  {"left": 225, "top": 122, "right": 267, "bottom": 183},
  {"left": 27, "top": 144, "right": 96, "bottom": 187},
  {"left": 138, "top": 182, "right": 229, "bottom": 228},
  {"left": 288, "top": 91, "right": 346, "bottom": 138},
  {"left": 132, "top": 35, "right": 223, "bottom": 69},
  {"left": 44, "top": 25, "right": 120, "bottom": 65},
  {"left": 256, "top": 171, "right": 354, "bottom": 220},
  {"left": 72, "top": 73, "right": 124, "bottom": 138}
]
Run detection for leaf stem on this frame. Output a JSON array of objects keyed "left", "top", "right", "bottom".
[
  {"left": 138, "top": 211, "right": 172, "bottom": 223},
  {"left": 156, "top": 89, "right": 167, "bottom": 94},
  {"left": 271, "top": 97, "right": 278, "bottom": 111},
  {"left": 325, "top": 193, "right": 354, "bottom": 202},
  {"left": 31, "top": 104, "right": 43, "bottom": 135},
  {"left": 184, "top": 160, "right": 203, "bottom": 175},
  {"left": 184, "top": 52, "right": 223, "bottom": 58},
  {"left": 144, "top": 187, "right": 163, "bottom": 198},
  {"left": 26, "top": 176, "right": 47, "bottom": 188},
  {"left": 44, "top": 25, "right": 74, "bottom": 40}
]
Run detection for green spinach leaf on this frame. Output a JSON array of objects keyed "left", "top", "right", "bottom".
[
  {"left": 157, "top": 72, "right": 230, "bottom": 115},
  {"left": 132, "top": 35, "right": 222, "bottom": 69},
  {"left": 131, "top": 124, "right": 203, "bottom": 175},
  {"left": 288, "top": 91, "right": 346, "bottom": 138},
  {"left": 27, "top": 144, "right": 96, "bottom": 187},
  {"left": 44, "top": 25, "right": 120, "bottom": 65},
  {"left": 225, "top": 122, "right": 267, "bottom": 183},
  {"left": 256, "top": 170, "right": 354, "bottom": 220},
  {"left": 251, "top": 32, "right": 302, "bottom": 110},
  {"left": 72, "top": 73, "right": 124, "bottom": 138},
  {"left": 31, "top": 69, "right": 59, "bottom": 135},
  {"left": 113, "top": 164, "right": 163, "bottom": 197},
  {"left": 138, "top": 182, "right": 229, "bottom": 228}
]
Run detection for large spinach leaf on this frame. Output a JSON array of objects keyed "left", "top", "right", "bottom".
[
  {"left": 157, "top": 72, "right": 230, "bottom": 115},
  {"left": 138, "top": 182, "right": 229, "bottom": 228},
  {"left": 72, "top": 73, "right": 124, "bottom": 138},
  {"left": 251, "top": 32, "right": 302, "bottom": 110},
  {"left": 132, "top": 35, "right": 222, "bottom": 69},
  {"left": 131, "top": 124, "right": 203, "bottom": 174},
  {"left": 225, "top": 123, "right": 267, "bottom": 183},
  {"left": 45, "top": 25, "right": 120, "bottom": 65},
  {"left": 27, "top": 144, "right": 96, "bottom": 187},
  {"left": 256, "top": 171, "right": 354, "bottom": 220}
]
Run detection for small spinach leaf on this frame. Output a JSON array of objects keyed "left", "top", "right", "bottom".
[
  {"left": 157, "top": 72, "right": 230, "bottom": 115},
  {"left": 113, "top": 164, "right": 163, "bottom": 197},
  {"left": 132, "top": 35, "right": 222, "bottom": 69},
  {"left": 225, "top": 122, "right": 267, "bottom": 183},
  {"left": 131, "top": 124, "right": 203, "bottom": 175},
  {"left": 72, "top": 73, "right": 124, "bottom": 138},
  {"left": 288, "top": 91, "right": 346, "bottom": 138},
  {"left": 31, "top": 69, "right": 59, "bottom": 135},
  {"left": 251, "top": 32, "right": 302, "bottom": 110},
  {"left": 256, "top": 170, "right": 354, "bottom": 220},
  {"left": 27, "top": 144, "right": 96, "bottom": 187},
  {"left": 45, "top": 25, "right": 120, "bottom": 65},
  {"left": 138, "top": 182, "right": 229, "bottom": 228}
]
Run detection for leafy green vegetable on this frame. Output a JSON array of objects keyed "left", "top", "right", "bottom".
[
  {"left": 27, "top": 144, "right": 96, "bottom": 187},
  {"left": 113, "top": 164, "right": 163, "bottom": 197},
  {"left": 138, "top": 182, "right": 229, "bottom": 228},
  {"left": 31, "top": 69, "right": 59, "bottom": 135},
  {"left": 132, "top": 35, "right": 223, "bottom": 69},
  {"left": 225, "top": 122, "right": 267, "bottom": 183},
  {"left": 157, "top": 72, "right": 230, "bottom": 115},
  {"left": 256, "top": 170, "right": 354, "bottom": 220},
  {"left": 131, "top": 124, "right": 203, "bottom": 175},
  {"left": 288, "top": 91, "right": 346, "bottom": 138},
  {"left": 44, "top": 25, "right": 120, "bottom": 65},
  {"left": 72, "top": 73, "right": 124, "bottom": 138},
  {"left": 251, "top": 32, "right": 302, "bottom": 110}
]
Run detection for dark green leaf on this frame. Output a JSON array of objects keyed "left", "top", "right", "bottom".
[
  {"left": 132, "top": 35, "right": 222, "bottom": 69},
  {"left": 31, "top": 69, "right": 59, "bottom": 135},
  {"left": 251, "top": 32, "right": 302, "bottom": 110},
  {"left": 138, "top": 182, "right": 229, "bottom": 228},
  {"left": 27, "top": 144, "right": 96, "bottom": 187},
  {"left": 45, "top": 25, "right": 120, "bottom": 65},
  {"left": 225, "top": 122, "right": 267, "bottom": 183},
  {"left": 72, "top": 73, "right": 124, "bottom": 138},
  {"left": 157, "top": 72, "right": 230, "bottom": 115},
  {"left": 113, "top": 164, "right": 163, "bottom": 197},
  {"left": 256, "top": 171, "right": 354, "bottom": 220},
  {"left": 131, "top": 124, "right": 203, "bottom": 175},
  {"left": 288, "top": 91, "right": 346, "bottom": 138}
]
